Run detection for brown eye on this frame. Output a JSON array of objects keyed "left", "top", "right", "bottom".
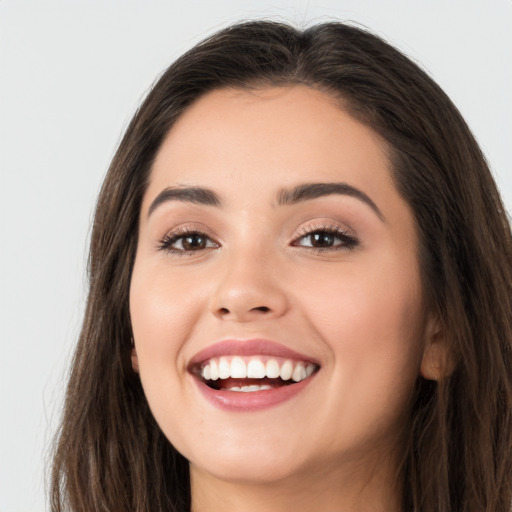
[
  {"left": 158, "top": 231, "right": 218, "bottom": 253},
  {"left": 182, "top": 234, "right": 208, "bottom": 250},
  {"left": 293, "top": 228, "right": 359, "bottom": 251},
  {"left": 309, "top": 232, "right": 336, "bottom": 248}
]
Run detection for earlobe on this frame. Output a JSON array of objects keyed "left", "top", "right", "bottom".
[
  {"left": 420, "top": 318, "right": 453, "bottom": 381},
  {"left": 131, "top": 347, "right": 140, "bottom": 373}
]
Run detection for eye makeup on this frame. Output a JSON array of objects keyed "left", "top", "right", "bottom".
[
  {"left": 156, "top": 222, "right": 359, "bottom": 256},
  {"left": 291, "top": 223, "right": 359, "bottom": 253}
]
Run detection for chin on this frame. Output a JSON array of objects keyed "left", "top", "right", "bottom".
[
  {"left": 191, "top": 452, "right": 310, "bottom": 485},
  {"left": 180, "top": 430, "right": 314, "bottom": 485}
]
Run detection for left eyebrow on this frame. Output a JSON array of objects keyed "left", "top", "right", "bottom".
[
  {"left": 147, "top": 186, "right": 221, "bottom": 218},
  {"left": 276, "top": 182, "right": 384, "bottom": 221}
]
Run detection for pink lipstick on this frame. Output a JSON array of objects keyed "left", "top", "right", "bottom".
[{"left": 188, "top": 339, "right": 319, "bottom": 412}]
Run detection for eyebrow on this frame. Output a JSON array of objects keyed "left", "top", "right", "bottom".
[
  {"left": 277, "top": 182, "right": 384, "bottom": 221},
  {"left": 147, "top": 186, "right": 221, "bottom": 217},
  {"left": 147, "top": 181, "right": 384, "bottom": 221}
]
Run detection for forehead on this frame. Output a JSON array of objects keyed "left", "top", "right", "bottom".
[{"left": 144, "top": 85, "right": 403, "bottom": 220}]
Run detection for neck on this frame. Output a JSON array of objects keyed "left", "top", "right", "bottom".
[{"left": 189, "top": 458, "right": 402, "bottom": 512}]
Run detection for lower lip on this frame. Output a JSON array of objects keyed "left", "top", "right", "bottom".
[{"left": 192, "top": 376, "right": 316, "bottom": 412}]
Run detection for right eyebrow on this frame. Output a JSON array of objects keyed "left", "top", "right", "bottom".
[
  {"left": 147, "top": 186, "right": 221, "bottom": 218},
  {"left": 276, "top": 182, "right": 384, "bottom": 221}
]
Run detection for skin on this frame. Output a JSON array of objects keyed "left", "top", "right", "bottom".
[{"left": 130, "top": 85, "right": 444, "bottom": 512}]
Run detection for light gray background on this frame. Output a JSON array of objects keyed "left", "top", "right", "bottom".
[{"left": 1, "top": 1, "right": 511, "bottom": 511}]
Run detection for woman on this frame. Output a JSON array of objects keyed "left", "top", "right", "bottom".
[{"left": 51, "top": 21, "right": 512, "bottom": 512}]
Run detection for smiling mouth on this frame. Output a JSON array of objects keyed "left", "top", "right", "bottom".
[{"left": 192, "top": 355, "right": 319, "bottom": 392}]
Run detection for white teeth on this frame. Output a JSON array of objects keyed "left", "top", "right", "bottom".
[
  {"left": 280, "top": 360, "right": 293, "bottom": 380},
  {"left": 292, "top": 363, "right": 306, "bottom": 382},
  {"left": 200, "top": 356, "right": 318, "bottom": 383},
  {"left": 247, "top": 359, "right": 266, "bottom": 378},
  {"left": 233, "top": 384, "right": 273, "bottom": 392},
  {"left": 218, "top": 357, "right": 230, "bottom": 379},
  {"left": 210, "top": 359, "right": 219, "bottom": 380},
  {"left": 242, "top": 385, "right": 260, "bottom": 392},
  {"left": 230, "top": 357, "right": 247, "bottom": 378},
  {"left": 266, "top": 359, "right": 280, "bottom": 378}
]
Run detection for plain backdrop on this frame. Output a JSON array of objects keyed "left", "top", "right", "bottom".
[{"left": 0, "top": 1, "right": 511, "bottom": 510}]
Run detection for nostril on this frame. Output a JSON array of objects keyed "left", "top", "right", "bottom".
[
  {"left": 216, "top": 305, "right": 271, "bottom": 318},
  {"left": 252, "top": 306, "right": 270, "bottom": 313}
]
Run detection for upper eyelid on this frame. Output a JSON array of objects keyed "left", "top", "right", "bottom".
[
  {"left": 293, "top": 222, "right": 354, "bottom": 238},
  {"left": 159, "top": 223, "right": 220, "bottom": 240},
  {"left": 156, "top": 220, "right": 358, "bottom": 247}
]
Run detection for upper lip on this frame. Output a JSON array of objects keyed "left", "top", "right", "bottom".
[{"left": 188, "top": 339, "right": 320, "bottom": 368}]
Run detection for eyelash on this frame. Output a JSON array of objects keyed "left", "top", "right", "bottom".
[
  {"left": 292, "top": 224, "right": 359, "bottom": 252},
  {"left": 157, "top": 225, "right": 359, "bottom": 255},
  {"left": 157, "top": 227, "right": 219, "bottom": 255}
]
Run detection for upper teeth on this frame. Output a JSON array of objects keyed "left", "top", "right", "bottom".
[{"left": 200, "top": 356, "right": 316, "bottom": 383}]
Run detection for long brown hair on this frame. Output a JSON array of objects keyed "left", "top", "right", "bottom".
[{"left": 51, "top": 21, "right": 512, "bottom": 512}]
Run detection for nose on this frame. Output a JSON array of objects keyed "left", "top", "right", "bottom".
[{"left": 209, "top": 249, "right": 288, "bottom": 322}]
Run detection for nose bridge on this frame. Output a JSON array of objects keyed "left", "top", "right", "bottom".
[{"left": 210, "top": 240, "right": 288, "bottom": 321}]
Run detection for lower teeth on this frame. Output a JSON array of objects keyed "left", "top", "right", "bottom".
[{"left": 228, "top": 384, "right": 273, "bottom": 392}]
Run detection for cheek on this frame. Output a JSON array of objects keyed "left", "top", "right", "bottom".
[
  {"left": 296, "top": 255, "right": 425, "bottom": 415},
  {"left": 129, "top": 260, "right": 205, "bottom": 399},
  {"left": 129, "top": 261, "right": 203, "bottom": 441},
  {"left": 299, "top": 252, "right": 424, "bottom": 340},
  {"left": 130, "top": 260, "right": 202, "bottom": 348}
]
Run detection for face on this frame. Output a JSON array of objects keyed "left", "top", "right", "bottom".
[{"left": 130, "top": 86, "right": 437, "bottom": 487}]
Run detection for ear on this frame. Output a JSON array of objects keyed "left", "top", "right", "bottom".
[
  {"left": 420, "top": 316, "right": 453, "bottom": 381},
  {"left": 131, "top": 347, "right": 140, "bottom": 373}
]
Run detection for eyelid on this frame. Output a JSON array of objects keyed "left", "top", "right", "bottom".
[
  {"left": 156, "top": 224, "right": 221, "bottom": 253},
  {"left": 155, "top": 220, "right": 359, "bottom": 255},
  {"left": 293, "top": 221, "right": 355, "bottom": 240},
  {"left": 291, "top": 222, "right": 359, "bottom": 251}
]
